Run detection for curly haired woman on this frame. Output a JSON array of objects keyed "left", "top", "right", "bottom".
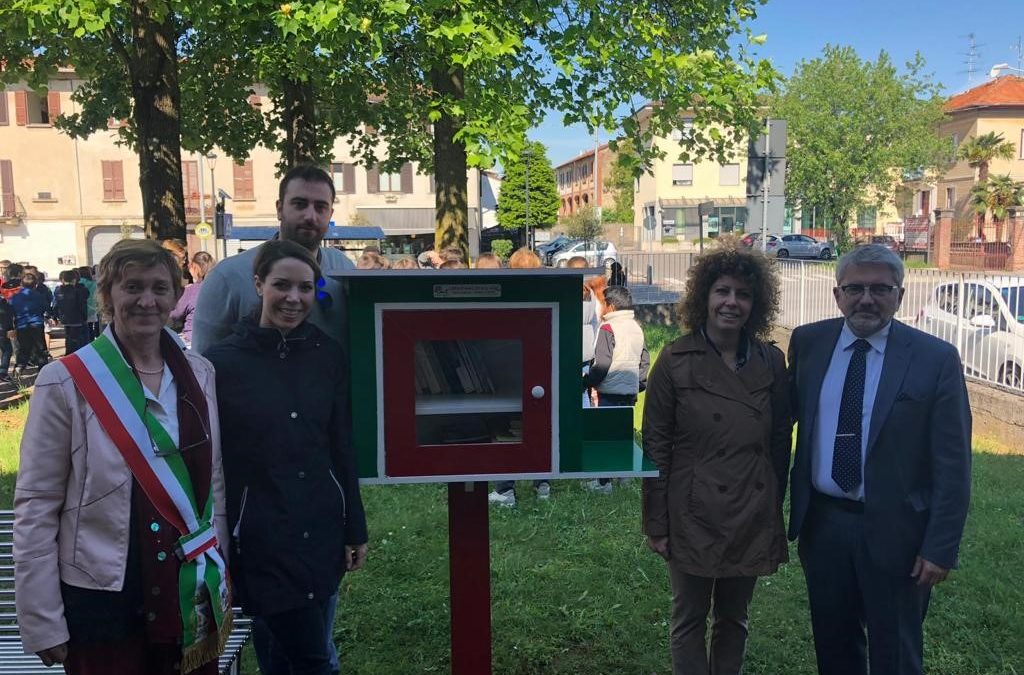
[{"left": 641, "top": 243, "right": 792, "bottom": 675}]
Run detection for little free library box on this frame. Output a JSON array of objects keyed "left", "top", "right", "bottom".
[{"left": 340, "top": 267, "right": 656, "bottom": 484}]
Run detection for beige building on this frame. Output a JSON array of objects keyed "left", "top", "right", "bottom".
[
  {"left": 901, "top": 75, "right": 1024, "bottom": 234},
  {"left": 631, "top": 105, "right": 749, "bottom": 242},
  {"left": 0, "top": 71, "right": 500, "bottom": 272}
]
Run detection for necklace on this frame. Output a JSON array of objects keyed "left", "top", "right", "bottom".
[{"left": 135, "top": 364, "right": 165, "bottom": 375}]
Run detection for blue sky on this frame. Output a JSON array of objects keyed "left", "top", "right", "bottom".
[{"left": 533, "top": 0, "right": 1024, "bottom": 166}]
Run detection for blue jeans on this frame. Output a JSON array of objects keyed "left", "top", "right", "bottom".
[
  {"left": 64, "top": 325, "right": 89, "bottom": 355},
  {"left": 254, "top": 592, "right": 340, "bottom": 675}
]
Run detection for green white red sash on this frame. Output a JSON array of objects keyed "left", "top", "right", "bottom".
[{"left": 62, "top": 331, "right": 231, "bottom": 672}]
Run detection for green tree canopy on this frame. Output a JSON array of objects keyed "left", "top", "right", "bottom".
[
  {"left": 280, "top": 0, "right": 778, "bottom": 255},
  {"left": 564, "top": 205, "right": 603, "bottom": 243},
  {"left": 496, "top": 141, "right": 560, "bottom": 232},
  {"left": 603, "top": 144, "right": 638, "bottom": 224},
  {"left": 773, "top": 45, "right": 949, "bottom": 245}
]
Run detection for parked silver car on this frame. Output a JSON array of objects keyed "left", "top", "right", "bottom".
[
  {"left": 771, "top": 234, "right": 834, "bottom": 260},
  {"left": 918, "top": 277, "right": 1024, "bottom": 389}
]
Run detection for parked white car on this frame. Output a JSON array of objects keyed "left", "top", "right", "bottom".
[
  {"left": 551, "top": 240, "right": 617, "bottom": 267},
  {"left": 918, "top": 277, "right": 1024, "bottom": 389}
]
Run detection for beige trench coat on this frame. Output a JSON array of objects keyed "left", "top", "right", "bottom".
[{"left": 642, "top": 332, "right": 792, "bottom": 578}]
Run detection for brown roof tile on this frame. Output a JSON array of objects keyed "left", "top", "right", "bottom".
[{"left": 945, "top": 75, "right": 1024, "bottom": 112}]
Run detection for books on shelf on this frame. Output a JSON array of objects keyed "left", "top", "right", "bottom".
[{"left": 415, "top": 340, "right": 496, "bottom": 396}]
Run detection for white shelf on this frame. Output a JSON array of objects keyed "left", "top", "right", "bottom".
[{"left": 415, "top": 394, "right": 522, "bottom": 415}]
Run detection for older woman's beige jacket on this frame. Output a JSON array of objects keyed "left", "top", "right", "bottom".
[{"left": 13, "top": 353, "right": 227, "bottom": 654}]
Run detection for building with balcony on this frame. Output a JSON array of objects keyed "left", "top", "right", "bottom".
[{"left": 0, "top": 71, "right": 500, "bottom": 271}]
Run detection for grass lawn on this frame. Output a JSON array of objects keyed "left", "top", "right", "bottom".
[{"left": 1, "top": 326, "right": 1022, "bottom": 673}]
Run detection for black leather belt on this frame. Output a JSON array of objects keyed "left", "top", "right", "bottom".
[{"left": 812, "top": 489, "right": 865, "bottom": 514}]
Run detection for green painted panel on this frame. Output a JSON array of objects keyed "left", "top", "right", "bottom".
[{"left": 338, "top": 272, "right": 594, "bottom": 480}]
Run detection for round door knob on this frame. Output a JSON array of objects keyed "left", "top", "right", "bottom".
[{"left": 531, "top": 385, "right": 546, "bottom": 399}]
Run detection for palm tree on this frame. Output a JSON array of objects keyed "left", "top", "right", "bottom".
[
  {"left": 957, "top": 132, "right": 1018, "bottom": 236},
  {"left": 969, "top": 174, "right": 1024, "bottom": 241}
]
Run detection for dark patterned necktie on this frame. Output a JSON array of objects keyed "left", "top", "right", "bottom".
[{"left": 832, "top": 339, "right": 871, "bottom": 493}]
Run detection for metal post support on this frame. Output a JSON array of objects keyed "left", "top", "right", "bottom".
[
  {"left": 760, "top": 118, "right": 771, "bottom": 253},
  {"left": 798, "top": 261, "right": 806, "bottom": 326},
  {"left": 448, "top": 481, "right": 492, "bottom": 675},
  {"left": 198, "top": 155, "right": 208, "bottom": 253}
]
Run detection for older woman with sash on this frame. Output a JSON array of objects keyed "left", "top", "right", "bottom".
[{"left": 14, "top": 239, "right": 231, "bottom": 675}]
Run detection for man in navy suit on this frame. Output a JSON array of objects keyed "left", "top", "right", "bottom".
[{"left": 788, "top": 244, "right": 971, "bottom": 675}]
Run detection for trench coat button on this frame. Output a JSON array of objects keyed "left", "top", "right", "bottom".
[
  {"left": 713, "top": 413, "right": 722, "bottom": 422},
  {"left": 718, "top": 485, "right": 727, "bottom": 493},
  {"left": 157, "top": 551, "right": 167, "bottom": 562},
  {"left": 303, "top": 531, "right": 310, "bottom": 539},
  {"left": 150, "top": 521, "right": 160, "bottom": 532},
  {"left": 151, "top": 586, "right": 161, "bottom": 596},
  {"left": 147, "top": 612, "right": 157, "bottom": 622},
  {"left": 307, "top": 592, "right": 315, "bottom": 600},
  {"left": 290, "top": 412, "right": 298, "bottom": 419},
  {"left": 298, "top": 471, "right": 306, "bottom": 479}
]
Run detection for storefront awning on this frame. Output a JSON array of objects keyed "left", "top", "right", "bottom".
[{"left": 658, "top": 197, "right": 747, "bottom": 208}]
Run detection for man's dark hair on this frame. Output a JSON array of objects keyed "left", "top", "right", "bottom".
[
  {"left": 76, "top": 266, "right": 93, "bottom": 281},
  {"left": 59, "top": 269, "right": 79, "bottom": 284},
  {"left": 6, "top": 264, "right": 24, "bottom": 280},
  {"left": 603, "top": 285, "right": 633, "bottom": 311},
  {"left": 278, "top": 164, "right": 336, "bottom": 204}
]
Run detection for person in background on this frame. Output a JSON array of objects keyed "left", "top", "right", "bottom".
[
  {"left": 206, "top": 240, "right": 367, "bottom": 675},
  {"left": 52, "top": 270, "right": 90, "bottom": 355},
  {"left": 474, "top": 253, "right": 502, "bottom": 269},
  {"left": 170, "top": 252, "right": 216, "bottom": 348},
  {"left": 355, "top": 251, "right": 391, "bottom": 270},
  {"left": 0, "top": 293, "right": 13, "bottom": 382},
  {"left": 14, "top": 238, "right": 230, "bottom": 674},
  {"left": 608, "top": 261, "right": 627, "bottom": 287},
  {"left": 77, "top": 266, "right": 100, "bottom": 340},
  {"left": 438, "top": 260, "right": 467, "bottom": 269},
  {"left": 10, "top": 272, "right": 51, "bottom": 377},
  {"left": 439, "top": 246, "right": 466, "bottom": 266},
  {"left": 1, "top": 263, "right": 23, "bottom": 301},
  {"left": 0, "top": 259, "right": 11, "bottom": 284},
  {"left": 584, "top": 285, "right": 649, "bottom": 493},
  {"left": 161, "top": 239, "right": 193, "bottom": 285},
  {"left": 391, "top": 256, "right": 418, "bottom": 270},
  {"left": 567, "top": 256, "right": 600, "bottom": 408},
  {"left": 416, "top": 250, "right": 443, "bottom": 269},
  {"left": 642, "top": 245, "right": 791, "bottom": 675},
  {"left": 488, "top": 245, "right": 548, "bottom": 507}
]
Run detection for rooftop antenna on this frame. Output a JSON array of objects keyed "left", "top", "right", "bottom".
[
  {"left": 1012, "top": 35, "right": 1024, "bottom": 72},
  {"left": 960, "top": 33, "right": 984, "bottom": 85}
]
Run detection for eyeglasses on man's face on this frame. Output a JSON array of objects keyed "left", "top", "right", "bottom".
[{"left": 839, "top": 284, "right": 899, "bottom": 298}]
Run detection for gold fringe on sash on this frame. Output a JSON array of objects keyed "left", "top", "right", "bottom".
[{"left": 180, "top": 608, "right": 234, "bottom": 675}]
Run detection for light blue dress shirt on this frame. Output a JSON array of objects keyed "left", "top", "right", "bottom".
[{"left": 811, "top": 321, "right": 890, "bottom": 501}]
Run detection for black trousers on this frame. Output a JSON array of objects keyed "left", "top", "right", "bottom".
[
  {"left": 798, "top": 493, "right": 931, "bottom": 675},
  {"left": 261, "top": 600, "right": 334, "bottom": 675},
  {"left": 15, "top": 325, "right": 47, "bottom": 367}
]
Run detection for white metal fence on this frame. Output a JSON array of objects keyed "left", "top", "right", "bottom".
[{"left": 609, "top": 252, "right": 1024, "bottom": 395}]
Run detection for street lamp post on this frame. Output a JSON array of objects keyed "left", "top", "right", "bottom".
[
  {"left": 523, "top": 150, "right": 532, "bottom": 249},
  {"left": 990, "top": 63, "right": 1024, "bottom": 78}
]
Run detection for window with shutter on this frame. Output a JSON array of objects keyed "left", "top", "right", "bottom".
[
  {"left": 718, "top": 164, "right": 740, "bottom": 186},
  {"left": 330, "top": 163, "right": 357, "bottom": 195},
  {"left": 233, "top": 160, "right": 255, "bottom": 200},
  {"left": 671, "top": 164, "right": 693, "bottom": 186},
  {"left": 102, "top": 160, "right": 125, "bottom": 201},
  {"left": 47, "top": 92, "right": 61, "bottom": 120},
  {"left": 0, "top": 91, "right": 8, "bottom": 125},
  {"left": 0, "top": 160, "right": 15, "bottom": 217},
  {"left": 366, "top": 166, "right": 379, "bottom": 194},
  {"left": 14, "top": 91, "right": 27, "bottom": 126},
  {"left": 400, "top": 162, "right": 414, "bottom": 193}
]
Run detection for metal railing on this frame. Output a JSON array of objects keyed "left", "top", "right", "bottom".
[{"left": 605, "top": 252, "right": 1024, "bottom": 395}]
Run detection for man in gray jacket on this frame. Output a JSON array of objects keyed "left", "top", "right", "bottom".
[
  {"left": 191, "top": 164, "right": 355, "bottom": 675},
  {"left": 191, "top": 164, "right": 355, "bottom": 355}
]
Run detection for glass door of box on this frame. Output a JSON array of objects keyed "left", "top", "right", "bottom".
[{"left": 381, "top": 307, "right": 553, "bottom": 477}]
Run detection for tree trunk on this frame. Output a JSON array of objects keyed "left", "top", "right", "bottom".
[
  {"left": 282, "top": 77, "right": 317, "bottom": 168},
  {"left": 977, "top": 162, "right": 989, "bottom": 238},
  {"left": 431, "top": 63, "right": 468, "bottom": 258},
  {"left": 128, "top": 0, "right": 185, "bottom": 241}
]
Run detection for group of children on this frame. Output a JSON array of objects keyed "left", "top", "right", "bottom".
[{"left": 0, "top": 260, "right": 98, "bottom": 382}]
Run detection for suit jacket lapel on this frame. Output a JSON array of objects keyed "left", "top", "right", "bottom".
[
  {"left": 800, "top": 319, "right": 843, "bottom": 443},
  {"left": 867, "top": 320, "right": 912, "bottom": 454}
]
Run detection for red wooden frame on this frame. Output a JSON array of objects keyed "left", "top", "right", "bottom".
[{"left": 382, "top": 307, "right": 552, "bottom": 477}]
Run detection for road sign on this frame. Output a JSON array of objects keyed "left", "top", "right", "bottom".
[{"left": 195, "top": 221, "right": 213, "bottom": 239}]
